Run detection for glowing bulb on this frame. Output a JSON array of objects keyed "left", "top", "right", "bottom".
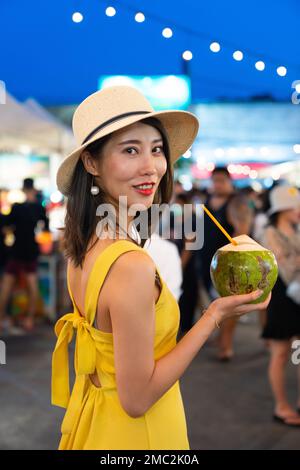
[
  {"left": 277, "top": 66, "right": 287, "bottom": 77},
  {"left": 210, "top": 42, "right": 221, "bottom": 53},
  {"left": 135, "top": 12, "right": 145, "bottom": 22},
  {"left": 233, "top": 50, "right": 243, "bottom": 61},
  {"left": 182, "top": 50, "right": 193, "bottom": 61},
  {"left": 162, "top": 27, "right": 173, "bottom": 38},
  {"left": 72, "top": 12, "right": 83, "bottom": 23},
  {"left": 255, "top": 61, "right": 265, "bottom": 71},
  {"left": 106, "top": 6, "right": 116, "bottom": 17}
]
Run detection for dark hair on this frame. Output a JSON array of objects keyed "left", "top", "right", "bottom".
[
  {"left": 63, "top": 117, "right": 173, "bottom": 267},
  {"left": 23, "top": 177, "right": 35, "bottom": 190},
  {"left": 211, "top": 166, "right": 231, "bottom": 179},
  {"left": 268, "top": 212, "right": 280, "bottom": 227},
  {"left": 175, "top": 192, "right": 190, "bottom": 204}
]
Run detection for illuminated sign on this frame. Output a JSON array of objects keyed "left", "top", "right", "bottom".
[{"left": 98, "top": 75, "right": 191, "bottom": 110}]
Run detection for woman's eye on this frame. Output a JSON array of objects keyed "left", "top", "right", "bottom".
[
  {"left": 153, "top": 146, "right": 164, "bottom": 154},
  {"left": 125, "top": 147, "right": 138, "bottom": 155}
]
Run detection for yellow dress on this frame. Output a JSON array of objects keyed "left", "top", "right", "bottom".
[{"left": 51, "top": 240, "right": 190, "bottom": 450}]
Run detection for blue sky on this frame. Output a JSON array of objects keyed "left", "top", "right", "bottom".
[{"left": 1, "top": 0, "right": 299, "bottom": 105}]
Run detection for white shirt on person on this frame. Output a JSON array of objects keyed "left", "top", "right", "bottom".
[{"left": 144, "top": 233, "right": 183, "bottom": 301}]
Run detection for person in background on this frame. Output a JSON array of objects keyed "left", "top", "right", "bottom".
[
  {"left": 252, "top": 188, "right": 272, "bottom": 333},
  {"left": 0, "top": 192, "right": 8, "bottom": 276},
  {"left": 199, "top": 168, "right": 257, "bottom": 360},
  {"left": 198, "top": 167, "right": 235, "bottom": 302},
  {"left": 172, "top": 192, "right": 199, "bottom": 336},
  {"left": 198, "top": 167, "right": 235, "bottom": 359},
  {"left": 252, "top": 188, "right": 272, "bottom": 242},
  {"left": 260, "top": 185, "right": 300, "bottom": 426},
  {"left": 0, "top": 178, "right": 49, "bottom": 333},
  {"left": 145, "top": 231, "right": 182, "bottom": 302},
  {"left": 219, "top": 194, "right": 255, "bottom": 359},
  {"left": 173, "top": 180, "right": 184, "bottom": 198}
]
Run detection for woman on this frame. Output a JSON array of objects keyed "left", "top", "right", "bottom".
[
  {"left": 51, "top": 86, "right": 271, "bottom": 450},
  {"left": 260, "top": 185, "right": 300, "bottom": 426}
]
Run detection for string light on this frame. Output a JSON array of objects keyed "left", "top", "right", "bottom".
[
  {"left": 100, "top": 2, "right": 294, "bottom": 82},
  {"left": 72, "top": 12, "right": 83, "bottom": 23},
  {"left": 233, "top": 50, "right": 243, "bottom": 61},
  {"left": 182, "top": 50, "right": 193, "bottom": 61},
  {"left": 162, "top": 27, "right": 173, "bottom": 38},
  {"left": 210, "top": 42, "right": 221, "bottom": 53},
  {"left": 255, "top": 61, "right": 265, "bottom": 71},
  {"left": 106, "top": 6, "right": 116, "bottom": 17},
  {"left": 276, "top": 66, "right": 287, "bottom": 76},
  {"left": 135, "top": 12, "right": 145, "bottom": 23}
]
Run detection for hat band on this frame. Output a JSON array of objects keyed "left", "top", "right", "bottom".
[{"left": 82, "top": 111, "right": 151, "bottom": 145}]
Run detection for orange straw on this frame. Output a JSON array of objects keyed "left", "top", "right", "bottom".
[{"left": 202, "top": 204, "right": 238, "bottom": 246}]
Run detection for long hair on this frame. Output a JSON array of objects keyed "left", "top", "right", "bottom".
[
  {"left": 268, "top": 212, "right": 280, "bottom": 227},
  {"left": 63, "top": 117, "right": 174, "bottom": 267}
]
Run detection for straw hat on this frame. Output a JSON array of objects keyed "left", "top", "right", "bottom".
[
  {"left": 56, "top": 86, "right": 199, "bottom": 195},
  {"left": 268, "top": 185, "right": 300, "bottom": 216}
]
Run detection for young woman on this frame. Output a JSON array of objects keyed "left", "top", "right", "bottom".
[
  {"left": 260, "top": 185, "right": 300, "bottom": 426},
  {"left": 51, "top": 86, "right": 271, "bottom": 450}
]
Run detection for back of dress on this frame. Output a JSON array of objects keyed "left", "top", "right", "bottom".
[{"left": 52, "top": 239, "right": 190, "bottom": 450}]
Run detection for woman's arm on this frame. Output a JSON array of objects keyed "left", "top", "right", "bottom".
[
  {"left": 139, "top": 292, "right": 269, "bottom": 416},
  {"left": 107, "top": 251, "right": 270, "bottom": 418}
]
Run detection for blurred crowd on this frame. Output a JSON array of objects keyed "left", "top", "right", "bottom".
[
  {"left": 150, "top": 167, "right": 300, "bottom": 426},
  {"left": 1, "top": 168, "right": 300, "bottom": 425}
]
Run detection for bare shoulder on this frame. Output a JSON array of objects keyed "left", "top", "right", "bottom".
[
  {"left": 104, "top": 249, "right": 157, "bottom": 322},
  {"left": 108, "top": 249, "right": 156, "bottom": 288}
]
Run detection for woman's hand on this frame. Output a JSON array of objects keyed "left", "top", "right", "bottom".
[{"left": 208, "top": 289, "right": 272, "bottom": 325}]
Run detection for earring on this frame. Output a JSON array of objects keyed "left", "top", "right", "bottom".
[{"left": 90, "top": 176, "right": 100, "bottom": 196}]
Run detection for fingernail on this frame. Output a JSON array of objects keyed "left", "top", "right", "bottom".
[{"left": 255, "top": 290, "right": 263, "bottom": 296}]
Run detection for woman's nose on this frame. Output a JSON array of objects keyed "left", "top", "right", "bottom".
[{"left": 140, "top": 152, "right": 156, "bottom": 174}]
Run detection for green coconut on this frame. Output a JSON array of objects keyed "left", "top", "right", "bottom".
[{"left": 210, "top": 234, "right": 278, "bottom": 304}]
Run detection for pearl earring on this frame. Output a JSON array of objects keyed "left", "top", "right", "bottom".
[{"left": 90, "top": 176, "right": 100, "bottom": 196}]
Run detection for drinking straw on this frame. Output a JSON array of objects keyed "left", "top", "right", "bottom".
[{"left": 202, "top": 204, "right": 238, "bottom": 246}]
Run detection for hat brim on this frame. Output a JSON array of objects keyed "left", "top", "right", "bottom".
[
  {"left": 56, "top": 109, "right": 199, "bottom": 195},
  {"left": 267, "top": 202, "right": 300, "bottom": 216}
]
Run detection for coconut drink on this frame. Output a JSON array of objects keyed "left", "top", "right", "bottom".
[{"left": 210, "top": 234, "right": 278, "bottom": 304}]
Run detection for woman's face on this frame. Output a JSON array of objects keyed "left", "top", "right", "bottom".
[
  {"left": 281, "top": 207, "right": 300, "bottom": 225},
  {"left": 95, "top": 122, "right": 167, "bottom": 211}
]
